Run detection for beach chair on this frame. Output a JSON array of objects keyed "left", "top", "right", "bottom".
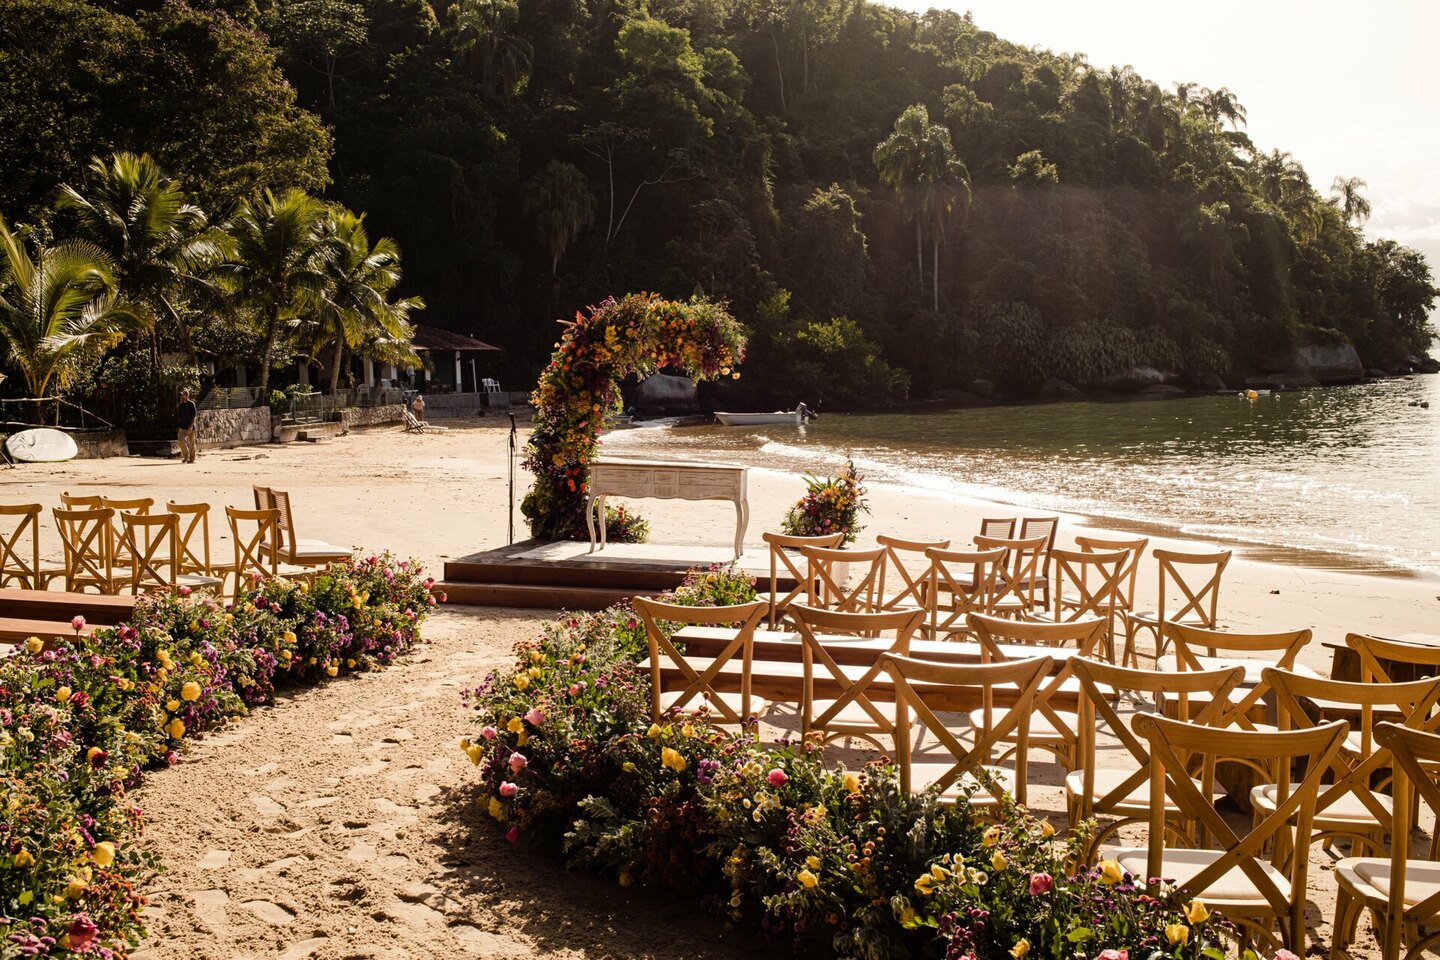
[
  {"left": 119, "top": 512, "right": 224, "bottom": 595},
  {"left": 633, "top": 597, "right": 768, "bottom": 730},
  {"left": 225, "top": 506, "right": 280, "bottom": 600},
  {"left": 52, "top": 507, "right": 117, "bottom": 593},
  {"left": 1120, "top": 548, "right": 1231, "bottom": 668},
  {"left": 884, "top": 651, "right": 1051, "bottom": 808},
  {"left": 875, "top": 534, "right": 949, "bottom": 612},
  {"left": 1333, "top": 723, "right": 1440, "bottom": 960},
  {"left": 758, "top": 531, "right": 843, "bottom": 627},
  {"left": 793, "top": 605, "right": 925, "bottom": 752},
  {"left": 0, "top": 503, "right": 45, "bottom": 588},
  {"left": 267, "top": 489, "right": 351, "bottom": 569},
  {"left": 403, "top": 410, "right": 448, "bottom": 434},
  {"left": 1113, "top": 714, "right": 1347, "bottom": 953}
]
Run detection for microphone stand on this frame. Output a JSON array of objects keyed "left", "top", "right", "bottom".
[{"left": 507, "top": 412, "right": 517, "bottom": 545}]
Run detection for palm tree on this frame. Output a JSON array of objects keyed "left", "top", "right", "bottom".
[
  {"left": 56, "top": 152, "right": 230, "bottom": 374},
  {"left": 222, "top": 189, "right": 330, "bottom": 393},
  {"left": 308, "top": 208, "right": 424, "bottom": 394},
  {"left": 523, "top": 161, "right": 596, "bottom": 276},
  {"left": 0, "top": 216, "right": 139, "bottom": 401},
  {"left": 1200, "top": 86, "right": 1247, "bottom": 130},
  {"left": 1330, "top": 175, "right": 1371, "bottom": 227},
  {"left": 874, "top": 104, "right": 969, "bottom": 310},
  {"left": 449, "top": 0, "right": 532, "bottom": 97}
]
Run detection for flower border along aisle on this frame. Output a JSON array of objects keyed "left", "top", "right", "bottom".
[
  {"left": 521, "top": 293, "right": 747, "bottom": 541},
  {"left": 461, "top": 566, "right": 1233, "bottom": 960},
  {"left": 0, "top": 554, "right": 439, "bottom": 958}
]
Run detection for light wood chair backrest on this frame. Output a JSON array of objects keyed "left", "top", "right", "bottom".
[
  {"left": 1136, "top": 713, "right": 1347, "bottom": 952},
  {"left": 974, "top": 533, "right": 1048, "bottom": 612},
  {"left": 167, "top": 501, "right": 214, "bottom": 575},
  {"left": 1167, "top": 623, "right": 1312, "bottom": 730},
  {"left": 875, "top": 534, "right": 949, "bottom": 612},
  {"left": 925, "top": 545, "right": 1006, "bottom": 638},
  {"left": 102, "top": 496, "right": 155, "bottom": 570},
  {"left": 1348, "top": 633, "right": 1440, "bottom": 683},
  {"left": 1267, "top": 668, "right": 1440, "bottom": 849},
  {"left": 978, "top": 517, "right": 1016, "bottom": 539},
  {"left": 799, "top": 544, "right": 885, "bottom": 613},
  {"left": 1069, "top": 657, "right": 1245, "bottom": 824},
  {"left": 1154, "top": 548, "right": 1231, "bottom": 629},
  {"left": 253, "top": 485, "right": 278, "bottom": 545},
  {"left": 52, "top": 506, "right": 115, "bottom": 593},
  {"left": 1075, "top": 535, "right": 1148, "bottom": 611},
  {"left": 0, "top": 503, "right": 43, "bottom": 588},
  {"left": 120, "top": 512, "right": 181, "bottom": 594},
  {"left": 791, "top": 604, "right": 924, "bottom": 750},
  {"left": 760, "top": 531, "right": 843, "bottom": 624},
  {"left": 226, "top": 506, "right": 280, "bottom": 599},
  {"left": 1372, "top": 722, "right": 1440, "bottom": 959},
  {"left": 60, "top": 491, "right": 103, "bottom": 509},
  {"left": 884, "top": 652, "right": 1051, "bottom": 805},
  {"left": 1018, "top": 515, "right": 1060, "bottom": 551},
  {"left": 632, "top": 597, "right": 768, "bottom": 728},
  {"left": 1049, "top": 546, "right": 1128, "bottom": 630}
]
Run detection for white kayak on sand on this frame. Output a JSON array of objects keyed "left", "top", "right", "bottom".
[{"left": 5, "top": 427, "right": 79, "bottom": 463}]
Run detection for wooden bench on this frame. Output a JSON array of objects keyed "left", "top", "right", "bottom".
[
  {"left": 0, "top": 616, "right": 96, "bottom": 649},
  {"left": 0, "top": 588, "right": 135, "bottom": 624}
]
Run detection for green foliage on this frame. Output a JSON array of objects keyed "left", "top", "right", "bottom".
[{"left": 784, "top": 316, "right": 910, "bottom": 407}]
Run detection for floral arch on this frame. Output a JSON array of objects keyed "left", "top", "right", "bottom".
[{"left": 521, "top": 293, "right": 748, "bottom": 540}]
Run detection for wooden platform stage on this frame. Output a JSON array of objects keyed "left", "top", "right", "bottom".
[{"left": 436, "top": 540, "right": 795, "bottom": 610}]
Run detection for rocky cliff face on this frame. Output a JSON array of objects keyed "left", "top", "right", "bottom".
[
  {"left": 1294, "top": 343, "right": 1364, "bottom": 384},
  {"left": 631, "top": 373, "right": 698, "bottom": 415}
]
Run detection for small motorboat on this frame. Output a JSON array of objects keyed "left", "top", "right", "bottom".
[{"left": 715, "top": 403, "right": 817, "bottom": 427}]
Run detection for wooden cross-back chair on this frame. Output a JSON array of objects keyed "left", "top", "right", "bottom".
[
  {"left": 883, "top": 651, "right": 1051, "bottom": 808},
  {"left": 875, "top": 534, "right": 949, "bottom": 612},
  {"left": 0, "top": 503, "right": 45, "bottom": 588},
  {"left": 1334, "top": 722, "right": 1440, "bottom": 960},
  {"left": 268, "top": 489, "right": 351, "bottom": 569},
  {"left": 1120, "top": 548, "right": 1232, "bottom": 668},
  {"left": 978, "top": 517, "right": 1016, "bottom": 540},
  {"left": 1033, "top": 547, "right": 1129, "bottom": 660},
  {"left": 1074, "top": 535, "right": 1148, "bottom": 617},
  {"left": 1018, "top": 516, "right": 1060, "bottom": 606},
  {"left": 60, "top": 491, "right": 103, "bottom": 509},
  {"left": 1116, "top": 714, "right": 1348, "bottom": 954},
  {"left": 973, "top": 534, "right": 1047, "bottom": 617},
  {"left": 800, "top": 544, "right": 885, "bottom": 614},
  {"left": 926, "top": 546, "right": 1005, "bottom": 640},
  {"left": 52, "top": 506, "right": 116, "bottom": 594},
  {"left": 759, "top": 531, "right": 844, "bottom": 627},
  {"left": 1068, "top": 657, "right": 1245, "bottom": 859},
  {"left": 632, "top": 596, "right": 768, "bottom": 730},
  {"left": 1348, "top": 633, "right": 1440, "bottom": 685},
  {"left": 1166, "top": 623, "right": 1312, "bottom": 727},
  {"left": 167, "top": 501, "right": 220, "bottom": 578},
  {"left": 225, "top": 506, "right": 280, "bottom": 600},
  {"left": 1260, "top": 668, "right": 1440, "bottom": 861},
  {"left": 120, "top": 512, "right": 225, "bottom": 596},
  {"left": 966, "top": 612, "right": 1107, "bottom": 772},
  {"left": 102, "top": 496, "right": 155, "bottom": 575},
  {"left": 791, "top": 604, "right": 925, "bottom": 751}
]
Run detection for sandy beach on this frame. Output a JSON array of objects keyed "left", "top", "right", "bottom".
[{"left": 5, "top": 419, "right": 1435, "bottom": 958}]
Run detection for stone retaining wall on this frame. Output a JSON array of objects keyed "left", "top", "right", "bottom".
[
  {"left": 341, "top": 404, "right": 405, "bottom": 430},
  {"left": 419, "top": 391, "right": 512, "bottom": 419},
  {"left": 196, "top": 406, "right": 273, "bottom": 449},
  {"left": 71, "top": 428, "right": 130, "bottom": 459}
]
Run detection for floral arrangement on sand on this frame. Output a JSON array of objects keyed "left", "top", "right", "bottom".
[{"left": 781, "top": 459, "right": 868, "bottom": 545}]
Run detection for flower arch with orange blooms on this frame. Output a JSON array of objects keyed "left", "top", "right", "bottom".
[{"left": 521, "top": 293, "right": 747, "bottom": 541}]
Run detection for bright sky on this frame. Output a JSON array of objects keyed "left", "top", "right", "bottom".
[{"left": 887, "top": 0, "right": 1440, "bottom": 280}]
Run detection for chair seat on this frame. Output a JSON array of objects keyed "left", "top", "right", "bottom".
[
  {"left": 657, "top": 688, "right": 766, "bottom": 722},
  {"left": 1065, "top": 768, "right": 1216, "bottom": 815},
  {"left": 1250, "top": 782, "right": 1393, "bottom": 829},
  {"left": 810, "top": 698, "right": 893, "bottom": 733},
  {"left": 177, "top": 573, "right": 224, "bottom": 589},
  {"left": 1338, "top": 857, "right": 1440, "bottom": 909},
  {"left": 1111, "top": 847, "right": 1289, "bottom": 908}
]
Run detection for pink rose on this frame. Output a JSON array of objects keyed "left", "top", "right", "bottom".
[
  {"left": 66, "top": 914, "right": 99, "bottom": 951},
  {"left": 71, "top": 615, "right": 86, "bottom": 632},
  {"left": 499, "top": 781, "right": 518, "bottom": 798},
  {"left": 569, "top": 684, "right": 582, "bottom": 697},
  {"left": 178, "top": 585, "right": 192, "bottom": 597},
  {"left": 479, "top": 726, "right": 498, "bottom": 741},
  {"left": 1099, "top": 951, "right": 1128, "bottom": 960},
  {"left": 524, "top": 708, "right": 545, "bottom": 726},
  {"left": 505, "top": 826, "right": 518, "bottom": 843},
  {"left": 1029, "top": 872, "right": 1054, "bottom": 895},
  {"left": 1274, "top": 952, "right": 1300, "bottom": 960},
  {"left": 766, "top": 768, "right": 788, "bottom": 787},
  {"left": 508, "top": 752, "right": 528, "bottom": 773}
]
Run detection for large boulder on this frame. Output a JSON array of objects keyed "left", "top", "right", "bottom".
[
  {"left": 1096, "top": 365, "right": 1178, "bottom": 393},
  {"left": 1038, "top": 377, "right": 1079, "bottom": 398},
  {"left": 1294, "top": 342, "right": 1363, "bottom": 384},
  {"left": 632, "top": 373, "right": 698, "bottom": 415},
  {"left": 1183, "top": 370, "right": 1227, "bottom": 392}
]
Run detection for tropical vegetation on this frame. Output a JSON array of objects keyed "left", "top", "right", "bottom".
[{"left": 0, "top": 553, "right": 438, "bottom": 957}]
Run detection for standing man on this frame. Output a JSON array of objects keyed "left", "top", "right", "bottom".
[{"left": 177, "top": 388, "right": 198, "bottom": 463}]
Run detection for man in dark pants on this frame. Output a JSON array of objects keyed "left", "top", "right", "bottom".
[{"left": 177, "top": 389, "right": 198, "bottom": 463}]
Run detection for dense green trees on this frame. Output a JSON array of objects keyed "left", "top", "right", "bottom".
[{"left": 1, "top": 0, "right": 1435, "bottom": 408}]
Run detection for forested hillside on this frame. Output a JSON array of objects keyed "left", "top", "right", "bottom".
[{"left": 3, "top": 0, "right": 1435, "bottom": 405}]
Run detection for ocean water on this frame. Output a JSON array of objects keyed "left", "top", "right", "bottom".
[{"left": 599, "top": 376, "right": 1440, "bottom": 578}]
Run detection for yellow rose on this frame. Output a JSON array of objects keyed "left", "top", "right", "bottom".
[
  {"left": 65, "top": 878, "right": 86, "bottom": 899},
  {"left": 991, "top": 851, "right": 1007, "bottom": 872},
  {"left": 92, "top": 842, "right": 116, "bottom": 867},
  {"left": 507, "top": 717, "right": 525, "bottom": 734},
  {"left": 513, "top": 675, "right": 530, "bottom": 691},
  {"left": 646, "top": 723, "right": 663, "bottom": 740},
  {"left": 55, "top": 686, "right": 72, "bottom": 703},
  {"left": 189, "top": 652, "right": 203, "bottom": 666},
  {"left": 283, "top": 630, "right": 297, "bottom": 645},
  {"left": 516, "top": 731, "right": 529, "bottom": 747},
  {"left": 528, "top": 666, "right": 541, "bottom": 679},
  {"left": 1186, "top": 899, "right": 1210, "bottom": 924},
  {"left": 25, "top": 637, "right": 43, "bottom": 654},
  {"left": 1165, "top": 924, "right": 1189, "bottom": 946},
  {"left": 13, "top": 849, "right": 35, "bottom": 868},
  {"left": 797, "top": 869, "right": 819, "bottom": 889},
  {"left": 488, "top": 796, "right": 505, "bottom": 820},
  {"left": 899, "top": 907, "right": 918, "bottom": 926},
  {"left": 842, "top": 772, "right": 861, "bottom": 794},
  {"left": 982, "top": 826, "right": 1001, "bottom": 847},
  {"left": 930, "top": 864, "right": 950, "bottom": 882},
  {"left": 459, "top": 738, "right": 472, "bottom": 750},
  {"left": 326, "top": 665, "right": 339, "bottom": 677},
  {"left": 1097, "top": 859, "right": 1124, "bottom": 886},
  {"left": 914, "top": 874, "right": 935, "bottom": 895},
  {"left": 660, "top": 747, "right": 687, "bottom": 772},
  {"left": 806, "top": 855, "right": 822, "bottom": 870},
  {"left": 622, "top": 761, "right": 637, "bottom": 773},
  {"left": 1010, "top": 939, "right": 1030, "bottom": 959},
  {"left": 167, "top": 718, "right": 186, "bottom": 740},
  {"left": 680, "top": 723, "right": 696, "bottom": 738},
  {"left": 466, "top": 745, "right": 484, "bottom": 766},
  {"left": 1039, "top": 820, "right": 1055, "bottom": 838},
  {"left": 346, "top": 659, "right": 356, "bottom": 669},
  {"left": 166, "top": 700, "right": 181, "bottom": 713}
]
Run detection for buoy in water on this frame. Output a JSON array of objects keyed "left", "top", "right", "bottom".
[{"left": 1246, "top": 389, "right": 1259, "bottom": 400}]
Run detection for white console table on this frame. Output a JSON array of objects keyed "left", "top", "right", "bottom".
[{"left": 586, "top": 459, "right": 750, "bottom": 558}]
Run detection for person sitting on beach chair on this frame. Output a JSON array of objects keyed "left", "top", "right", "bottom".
[{"left": 403, "top": 410, "right": 448, "bottom": 434}]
